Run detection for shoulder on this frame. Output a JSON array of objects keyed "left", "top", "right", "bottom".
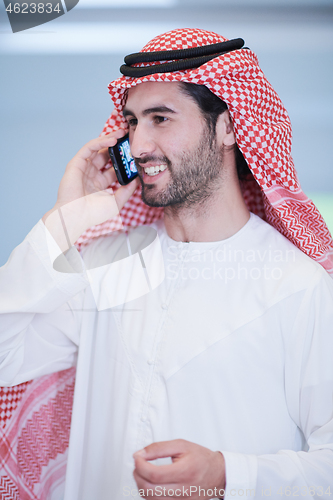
[
  {"left": 230, "top": 214, "right": 333, "bottom": 309},
  {"left": 251, "top": 214, "right": 328, "bottom": 282}
]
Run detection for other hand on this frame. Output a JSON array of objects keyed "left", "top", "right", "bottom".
[{"left": 133, "top": 439, "right": 226, "bottom": 499}]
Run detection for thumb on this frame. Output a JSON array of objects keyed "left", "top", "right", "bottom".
[
  {"left": 114, "top": 178, "right": 140, "bottom": 212},
  {"left": 134, "top": 440, "right": 188, "bottom": 461}
]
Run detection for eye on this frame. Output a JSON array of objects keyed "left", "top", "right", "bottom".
[
  {"left": 127, "top": 118, "right": 137, "bottom": 127},
  {"left": 153, "top": 115, "right": 168, "bottom": 124}
]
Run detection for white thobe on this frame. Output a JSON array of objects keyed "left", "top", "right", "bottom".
[{"left": 0, "top": 213, "right": 333, "bottom": 499}]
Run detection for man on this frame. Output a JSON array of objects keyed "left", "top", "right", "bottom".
[{"left": 0, "top": 28, "right": 333, "bottom": 500}]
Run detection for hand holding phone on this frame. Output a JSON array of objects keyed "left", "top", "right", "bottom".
[
  {"left": 108, "top": 134, "right": 138, "bottom": 185},
  {"left": 42, "top": 132, "right": 139, "bottom": 252}
]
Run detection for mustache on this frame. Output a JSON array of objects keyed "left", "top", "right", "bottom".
[{"left": 134, "top": 155, "right": 170, "bottom": 167}]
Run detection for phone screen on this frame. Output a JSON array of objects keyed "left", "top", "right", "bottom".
[
  {"left": 109, "top": 134, "right": 138, "bottom": 185},
  {"left": 118, "top": 137, "right": 138, "bottom": 182}
]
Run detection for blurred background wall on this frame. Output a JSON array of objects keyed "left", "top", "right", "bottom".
[{"left": 1, "top": 0, "right": 332, "bottom": 266}]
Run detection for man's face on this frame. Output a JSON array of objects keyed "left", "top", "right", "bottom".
[{"left": 123, "top": 82, "right": 224, "bottom": 208}]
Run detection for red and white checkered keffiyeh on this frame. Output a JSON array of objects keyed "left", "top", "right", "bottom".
[
  {"left": 77, "top": 27, "right": 333, "bottom": 275},
  {"left": 2, "top": 28, "right": 333, "bottom": 500},
  {"left": 0, "top": 368, "right": 75, "bottom": 499}
]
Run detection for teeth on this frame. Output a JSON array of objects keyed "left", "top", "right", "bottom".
[{"left": 144, "top": 164, "right": 167, "bottom": 176}]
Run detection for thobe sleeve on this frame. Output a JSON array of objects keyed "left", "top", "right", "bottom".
[
  {"left": 0, "top": 220, "right": 90, "bottom": 386},
  {"left": 222, "top": 268, "right": 333, "bottom": 499}
]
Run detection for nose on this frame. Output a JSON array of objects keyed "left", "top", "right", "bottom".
[{"left": 129, "top": 123, "right": 155, "bottom": 160}]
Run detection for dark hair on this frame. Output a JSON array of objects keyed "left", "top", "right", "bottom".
[{"left": 179, "top": 82, "right": 251, "bottom": 180}]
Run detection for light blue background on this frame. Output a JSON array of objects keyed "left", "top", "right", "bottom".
[{"left": 0, "top": 0, "right": 332, "bottom": 266}]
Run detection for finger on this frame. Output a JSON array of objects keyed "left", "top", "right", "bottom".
[
  {"left": 134, "top": 439, "right": 189, "bottom": 461},
  {"left": 90, "top": 168, "right": 117, "bottom": 193},
  {"left": 75, "top": 130, "right": 127, "bottom": 162},
  {"left": 134, "top": 454, "right": 184, "bottom": 485},
  {"left": 102, "top": 167, "right": 117, "bottom": 187},
  {"left": 92, "top": 148, "right": 113, "bottom": 171},
  {"left": 113, "top": 177, "right": 140, "bottom": 211}
]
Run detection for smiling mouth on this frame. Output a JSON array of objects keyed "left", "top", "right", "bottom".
[{"left": 143, "top": 164, "right": 168, "bottom": 177}]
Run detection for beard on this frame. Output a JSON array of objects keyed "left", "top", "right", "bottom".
[{"left": 135, "top": 126, "right": 224, "bottom": 209}]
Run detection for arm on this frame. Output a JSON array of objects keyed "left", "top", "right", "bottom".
[
  {"left": 222, "top": 269, "right": 333, "bottom": 498},
  {"left": 0, "top": 131, "right": 139, "bottom": 386},
  {"left": 0, "top": 220, "right": 88, "bottom": 385},
  {"left": 132, "top": 270, "right": 333, "bottom": 499}
]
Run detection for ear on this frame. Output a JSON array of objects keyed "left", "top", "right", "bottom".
[{"left": 216, "top": 111, "right": 236, "bottom": 147}]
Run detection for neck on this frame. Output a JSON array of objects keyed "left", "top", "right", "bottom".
[{"left": 163, "top": 172, "right": 250, "bottom": 243}]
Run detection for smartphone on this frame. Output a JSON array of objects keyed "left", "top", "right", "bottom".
[{"left": 108, "top": 134, "right": 138, "bottom": 185}]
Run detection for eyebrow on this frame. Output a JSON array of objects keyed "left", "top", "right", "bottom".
[{"left": 123, "top": 106, "right": 176, "bottom": 118}]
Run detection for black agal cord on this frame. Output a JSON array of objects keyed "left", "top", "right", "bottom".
[{"left": 120, "top": 38, "right": 245, "bottom": 77}]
